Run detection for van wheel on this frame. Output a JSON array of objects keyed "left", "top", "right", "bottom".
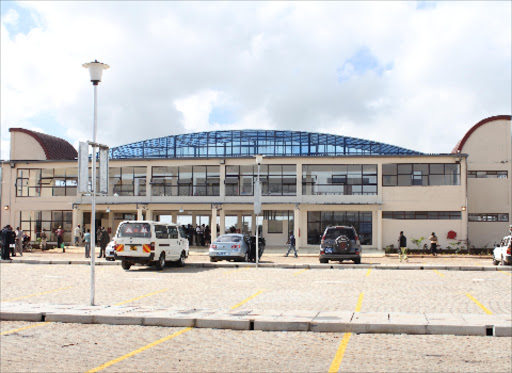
[
  {"left": 353, "top": 258, "right": 361, "bottom": 264},
  {"left": 155, "top": 253, "right": 166, "bottom": 270},
  {"left": 121, "top": 260, "right": 131, "bottom": 270},
  {"left": 320, "top": 258, "right": 328, "bottom": 264},
  {"left": 175, "top": 252, "right": 185, "bottom": 267}
]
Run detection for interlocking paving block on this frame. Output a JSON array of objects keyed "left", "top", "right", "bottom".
[{"left": 196, "top": 309, "right": 251, "bottom": 330}]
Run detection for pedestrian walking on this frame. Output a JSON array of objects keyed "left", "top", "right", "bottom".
[
  {"left": 55, "top": 226, "right": 65, "bottom": 252},
  {"left": 15, "top": 227, "right": 24, "bottom": 256},
  {"left": 285, "top": 230, "right": 298, "bottom": 257},
  {"left": 84, "top": 229, "right": 91, "bottom": 258},
  {"left": 398, "top": 231, "right": 408, "bottom": 262},
  {"left": 74, "top": 224, "right": 82, "bottom": 246},
  {"left": 429, "top": 232, "right": 438, "bottom": 256}
]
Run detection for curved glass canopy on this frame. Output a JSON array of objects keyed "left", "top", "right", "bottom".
[{"left": 109, "top": 130, "right": 422, "bottom": 159}]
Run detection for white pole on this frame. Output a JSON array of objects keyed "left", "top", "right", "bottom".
[{"left": 90, "top": 84, "right": 98, "bottom": 306}]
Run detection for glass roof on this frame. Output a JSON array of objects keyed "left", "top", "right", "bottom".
[{"left": 109, "top": 130, "right": 422, "bottom": 159}]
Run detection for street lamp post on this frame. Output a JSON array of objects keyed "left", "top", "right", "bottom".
[
  {"left": 83, "top": 60, "right": 109, "bottom": 306},
  {"left": 255, "top": 155, "right": 263, "bottom": 268}
]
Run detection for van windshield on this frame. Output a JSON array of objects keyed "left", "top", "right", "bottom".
[
  {"left": 324, "top": 228, "right": 355, "bottom": 240},
  {"left": 118, "top": 223, "right": 151, "bottom": 238}
]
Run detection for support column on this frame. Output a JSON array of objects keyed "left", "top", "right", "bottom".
[
  {"left": 237, "top": 212, "right": 243, "bottom": 232},
  {"left": 251, "top": 214, "right": 256, "bottom": 236},
  {"left": 107, "top": 212, "right": 114, "bottom": 236},
  {"left": 137, "top": 208, "right": 144, "bottom": 220},
  {"left": 211, "top": 207, "right": 217, "bottom": 242},
  {"left": 172, "top": 211, "right": 178, "bottom": 224},
  {"left": 377, "top": 209, "right": 383, "bottom": 251},
  {"left": 219, "top": 209, "right": 225, "bottom": 235},
  {"left": 294, "top": 205, "right": 301, "bottom": 252},
  {"left": 146, "top": 209, "right": 154, "bottom": 221}
]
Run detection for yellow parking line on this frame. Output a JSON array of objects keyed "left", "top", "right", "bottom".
[
  {"left": 328, "top": 332, "right": 352, "bottom": 373},
  {"left": 230, "top": 290, "right": 264, "bottom": 310},
  {"left": 114, "top": 289, "right": 168, "bottom": 306},
  {"left": 355, "top": 293, "right": 364, "bottom": 312},
  {"left": 1, "top": 286, "right": 73, "bottom": 302},
  {"left": 498, "top": 270, "right": 512, "bottom": 276},
  {"left": 465, "top": 293, "right": 493, "bottom": 315},
  {"left": 85, "top": 327, "right": 192, "bottom": 373},
  {"left": 1, "top": 322, "right": 50, "bottom": 336},
  {"left": 294, "top": 268, "right": 308, "bottom": 275},
  {"left": 433, "top": 270, "right": 444, "bottom": 277},
  {"left": 365, "top": 268, "right": 372, "bottom": 277}
]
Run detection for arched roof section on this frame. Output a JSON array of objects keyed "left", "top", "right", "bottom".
[
  {"left": 9, "top": 128, "right": 78, "bottom": 160},
  {"left": 110, "top": 130, "right": 423, "bottom": 159},
  {"left": 452, "top": 115, "right": 512, "bottom": 154}
]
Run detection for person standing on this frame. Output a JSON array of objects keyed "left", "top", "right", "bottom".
[
  {"left": 398, "top": 231, "right": 408, "bottom": 262},
  {"left": 429, "top": 232, "right": 438, "bottom": 256},
  {"left": 285, "top": 230, "right": 298, "bottom": 258},
  {"left": 98, "top": 227, "right": 110, "bottom": 258},
  {"left": 15, "top": 227, "right": 24, "bottom": 257},
  {"left": 74, "top": 224, "right": 82, "bottom": 246},
  {"left": 55, "top": 226, "right": 65, "bottom": 252},
  {"left": 40, "top": 229, "right": 48, "bottom": 250},
  {"left": 1, "top": 225, "right": 14, "bottom": 260},
  {"left": 84, "top": 229, "right": 91, "bottom": 258}
]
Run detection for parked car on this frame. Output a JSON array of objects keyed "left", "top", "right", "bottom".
[
  {"left": 319, "top": 226, "right": 361, "bottom": 264},
  {"left": 105, "top": 241, "right": 115, "bottom": 261},
  {"left": 114, "top": 221, "right": 189, "bottom": 270},
  {"left": 209, "top": 234, "right": 253, "bottom": 262},
  {"left": 493, "top": 235, "right": 511, "bottom": 265}
]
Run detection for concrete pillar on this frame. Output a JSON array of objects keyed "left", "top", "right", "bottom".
[
  {"left": 219, "top": 209, "right": 225, "bottom": 235},
  {"left": 137, "top": 208, "right": 144, "bottom": 220},
  {"left": 237, "top": 212, "right": 243, "bottom": 232},
  {"left": 172, "top": 211, "right": 178, "bottom": 224},
  {"left": 211, "top": 207, "right": 217, "bottom": 242},
  {"left": 146, "top": 209, "right": 154, "bottom": 221},
  {"left": 377, "top": 209, "right": 383, "bottom": 251},
  {"left": 294, "top": 206, "right": 300, "bottom": 251},
  {"left": 220, "top": 163, "right": 226, "bottom": 198},
  {"left": 251, "top": 214, "right": 256, "bottom": 236}
]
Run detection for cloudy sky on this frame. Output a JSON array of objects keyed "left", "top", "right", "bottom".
[{"left": 1, "top": 1, "right": 510, "bottom": 160}]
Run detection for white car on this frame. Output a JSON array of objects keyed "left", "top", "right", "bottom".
[
  {"left": 493, "top": 235, "right": 511, "bottom": 265},
  {"left": 105, "top": 241, "right": 116, "bottom": 261}
]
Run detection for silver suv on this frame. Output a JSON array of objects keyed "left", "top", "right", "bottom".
[{"left": 319, "top": 226, "right": 361, "bottom": 264}]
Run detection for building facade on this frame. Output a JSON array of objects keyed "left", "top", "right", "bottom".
[{"left": 1, "top": 115, "right": 510, "bottom": 250}]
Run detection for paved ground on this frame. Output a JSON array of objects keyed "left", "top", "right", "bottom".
[{"left": 1, "top": 249, "right": 511, "bottom": 372}]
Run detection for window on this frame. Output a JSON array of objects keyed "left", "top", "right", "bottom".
[
  {"left": 469, "top": 213, "right": 509, "bottom": 222},
  {"left": 110, "top": 166, "right": 147, "bottom": 196},
  {"left": 155, "top": 225, "right": 168, "bottom": 239},
  {"left": 383, "top": 211, "right": 462, "bottom": 220},
  {"left": 16, "top": 168, "right": 78, "bottom": 197},
  {"left": 264, "top": 211, "right": 294, "bottom": 234},
  {"left": 307, "top": 211, "right": 372, "bottom": 245},
  {"left": 302, "top": 164, "right": 377, "bottom": 195},
  {"left": 383, "top": 163, "right": 460, "bottom": 186},
  {"left": 468, "top": 171, "right": 508, "bottom": 178},
  {"left": 19, "top": 210, "right": 73, "bottom": 243},
  {"left": 225, "top": 165, "right": 297, "bottom": 196}
]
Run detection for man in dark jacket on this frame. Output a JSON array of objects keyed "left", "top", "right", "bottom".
[
  {"left": 1, "top": 225, "right": 14, "bottom": 260},
  {"left": 398, "top": 231, "right": 408, "bottom": 262},
  {"left": 98, "top": 227, "right": 110, "bottom": 258}
]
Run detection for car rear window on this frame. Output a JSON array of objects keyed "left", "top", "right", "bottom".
[
  {"left": 324, "top": 228, "right": 355, "bottom": 240},
  {"left": 118, "top": 223, "right": 151, "bottom": 238},
  {"left": 215, "top": 235, "right": 242, "bottom": 243}
]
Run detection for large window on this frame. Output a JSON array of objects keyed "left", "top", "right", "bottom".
[
  {"left": 469, "top": 213, "right": 509, "bottom": 222},
  {"left": 110, "top": 166, "right": 146, "bottom": 196},
  {"left": 468, "top": 171, "right": 508, "bottom": 178},
  {"left": 16, "top": 168, "right": 78, "bottom": 197},
  {"left": 225, "top": 165, "right": 296, "bottom": 196},
  {"left": 263, "top": 210, "right": 294, "bottom": 234},
  {"left": 307, "top": 211, "right": 372, "bottom": 245},
  {"left": 383, "top": 163, "right": 460, "bottom": 186},
  {"left": 302, "top": 164, "right": 377, "bottom": 195},
  {"left": 151, "top": 165, "right": 220, "bottom": 196},
  {"left": 383, "top": 211, "right": 462, "bottom": 220},
  {"left": 19, "top": 210, "right": 73, "bottom": 242}
]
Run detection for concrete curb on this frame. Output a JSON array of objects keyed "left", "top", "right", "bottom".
[
  {"left": 1, "top": 303, "right": 511, "bottom": 337},
  {"left": 1, "top": 258, "right": 511, "bottom": 272}
]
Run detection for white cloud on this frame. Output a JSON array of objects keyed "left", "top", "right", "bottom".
[{"left": 1, "top": 1, "right": 510, "bottom": 160}]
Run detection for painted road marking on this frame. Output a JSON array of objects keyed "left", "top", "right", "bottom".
[
  {"left": 355, "top": 293, "right": 364, "bottom": 312},
  {"left": 85, "top": 327, "right": 193, "bottom": 373},
  {"left": 1, "top": 322, "right": 50, "bottom": 336},
  {"left": 294, "top": 268, "right": 309, "bottom": 275},
  {"left": 230, "top": 290, "right": 265, "bottom": 310},
  {"left": 498, "top": 270, "right": 512, "bottom": 276},
  {"left": 465, "top": 293, "right": 493, "bottom": 315},
  {"left": 1, "top": 286, "right": 73, "bottom": 303},
  {"left": 365, "top": 268, "right": 372, "bottom": 277},
  {"left": 114, "top": 289, "right": 168, "bottom": 306},
  {"left": 223, "top": 267, "right": 250, "bottom": 275},
  {"left": 329, "top": 292, "right": 363, "bottom": 372},
  {"left": 433, "top": 270, "right": 445, "bottom": 277}
]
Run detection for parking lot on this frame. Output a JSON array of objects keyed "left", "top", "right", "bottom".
[{"left": 1, "top": 255, "right": 511, "bottom": 372}]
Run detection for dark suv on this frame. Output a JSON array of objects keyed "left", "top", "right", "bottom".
[{"left": 319, "top": 226, "right": 361, "bottom": 264}]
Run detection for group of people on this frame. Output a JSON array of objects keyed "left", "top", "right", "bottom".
[
  {"left": 71, "top": 224, "right": 110, "bottom": 258},
  {"left": 182, "top": 224, "right": 211, "bottom": 247},
  {"left": 398, "top": 231, "right": 439, "bottom": 262}
]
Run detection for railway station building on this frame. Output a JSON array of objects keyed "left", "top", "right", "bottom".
[{"left": 1, "top": 115, "right": 510, "bottom": 251}]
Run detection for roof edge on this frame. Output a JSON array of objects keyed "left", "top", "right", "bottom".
[{"left": 452, "top": 115, "right": 512, "bottom": 154}]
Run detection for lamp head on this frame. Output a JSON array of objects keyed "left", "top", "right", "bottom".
[
  {"left": 255, "top": 154, "right": 263, "bottom": 165},
  {"left": 83, "top": 60, "right": 110, "bottom": 85}
]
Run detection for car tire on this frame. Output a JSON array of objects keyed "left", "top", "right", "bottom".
[
  {"left": 354, "top": 258, "right": 361, "bottom": 264},
  {"left": 121, "top": 260, "right": 131, "bottom": 270},
  {"left": 155, "top": 252, "right": 166, "bottom": 271},
  {"left": 175, "top": 252, "right": 185, "bottom": 267},
  {"left": 210, "top": 257, "right": 217, "bottom": 262},
  {"left": 319, "top": 258, "right": 328, "bottom": 264}
]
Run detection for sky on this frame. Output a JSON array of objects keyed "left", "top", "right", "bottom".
[{"left": 1, "top": 1, "right": 511, "bottom": 160}]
